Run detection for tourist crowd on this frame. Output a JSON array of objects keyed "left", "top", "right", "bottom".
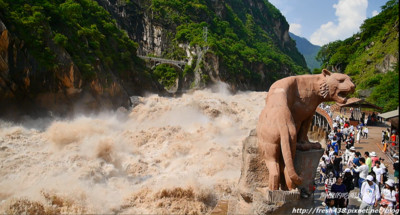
[{"left": 317, "top": 114, "right": 399, "bottom": 215}]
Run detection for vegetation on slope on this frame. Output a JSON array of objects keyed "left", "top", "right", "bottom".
[
  {"left": 0, "top": 0, "right": 309, "bottom": 94},
  {"left": 0, "top": 0, "right": 146, "bottom": 82},
  {"left": 150, "top": 0, "right": 308, "bottom": 84},
  {"left": 316, "top": 0, "right": 399, "bottom": 112}
]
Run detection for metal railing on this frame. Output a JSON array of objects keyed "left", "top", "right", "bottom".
[
  {"left": 138, "top": 55, "right": 187, "bottom": 66},
  {"left": 384, "top": 138, "right": 399, "bottom": 163}
]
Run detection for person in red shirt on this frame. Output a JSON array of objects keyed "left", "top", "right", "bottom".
[{"left": 391, "top": 133, "right": 397, "bottom": 146}]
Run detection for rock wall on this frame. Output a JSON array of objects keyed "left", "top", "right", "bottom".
[
  {"left": 0, "top": 19, "right": 134, "bottom": 119},
  {"left": 229, "top": 129, "right": 323, "bottom": 214},
  {"left": 96, "top": 0, "right": 304, "bottom": 91}
]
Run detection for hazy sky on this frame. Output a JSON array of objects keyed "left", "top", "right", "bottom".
[{"left": 268, "top": 0, "right": 388, "bottom": 46}]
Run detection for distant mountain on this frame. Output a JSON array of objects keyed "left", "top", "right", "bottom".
[{"left": 289, "top": 32, "right": 321, "bottom": 71}]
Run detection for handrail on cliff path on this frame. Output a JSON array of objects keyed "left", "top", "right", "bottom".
[{"left": 137, "top": 55, "right": 187, "bottom": 66}]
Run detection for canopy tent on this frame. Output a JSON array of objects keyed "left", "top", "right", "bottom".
[
  {"left": 333, "top": 98, "right": 382, "bottom": 123},
  {"left": 378, "top": 107, "right": 399, "bottom": 129},
  {"left": 336, "top": 98, "right": 382, "bottom": 110}
]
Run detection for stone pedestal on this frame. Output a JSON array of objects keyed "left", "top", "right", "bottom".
[
  {"left": 229, "top": 129, "right": 324, "bottom": 214},
  {"left": 294, "top": 148, "right": 325, "bottom": 195},
  {"left": 228, "top": 188, "right": 300, "bottom": 214}
]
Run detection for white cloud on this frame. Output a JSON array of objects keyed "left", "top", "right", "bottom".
[
  {"left": 310, "top": 0, "right": 368, "bottom": 46},
  {"left": 372, "top": 10, "right": 379, "bottom": 17},
  {"left": 289, "top": 23, "right": 302, "bottom": 35}
]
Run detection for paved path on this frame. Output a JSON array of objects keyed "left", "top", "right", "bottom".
[
  {"left": 353, "top": 125, "right": 394, "bottom": 174},
  {"left": 308, "top": 113, "right": 395, "bottom": 215},
  {"left": 210, "top": 111, "right": 396, "bottom": 214}
]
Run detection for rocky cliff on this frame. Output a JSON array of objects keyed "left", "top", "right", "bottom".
[
  {"left": 0, "top": 1, "right": 164, "bottom": 119},
  {"left": 96, "top": 0, "right": 308, "bottom": 91},
  {"left": 0, "top": 0, "right": 308, "bottom": 117}
]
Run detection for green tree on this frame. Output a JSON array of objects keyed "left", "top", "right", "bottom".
[
  {"left": 153, "top": 64, "right": 179, "bottom": 88},
  {"left": 368, "top": 68, "right": 399, "bottom": 112}
]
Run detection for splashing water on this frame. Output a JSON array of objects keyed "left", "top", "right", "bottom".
[{"left": 0, "top": 88, "right": 267, "bottom": 214}]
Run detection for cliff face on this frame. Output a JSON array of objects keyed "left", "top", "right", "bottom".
[
  {"left": 0, "top": 18, "right": 157, "bottom": 119},
  {"left": 96, "top": 0, "right": 307, "bottom": 91},
  {"left": 0, "top": 20, "right": 83, "bottom": 117},
  {"left": 0, "top": 0, "right": 307, "bottom": 117},
  {"left": 0, "top": 1, "right": 164, "bottom": 119}
]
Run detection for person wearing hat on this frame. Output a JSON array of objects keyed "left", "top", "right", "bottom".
[
  {"left": 371, "top": 151, "right": 379, "bottom": 167},
  {"left": 359, "top": 175, "right": 381, "bottom": 214},
  {"left": 381, "top": 179, "right": 397, "bottom": 208},
  {"left": 346, "top": 146, "right": 356, "bottom": 165},
  {"left": 393, "top": 155, "right": 399, "bottom": 183}
]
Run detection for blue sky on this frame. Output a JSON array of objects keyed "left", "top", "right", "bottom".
[{"left": 268, "top": 0, "right": 388, "bottom": 46}]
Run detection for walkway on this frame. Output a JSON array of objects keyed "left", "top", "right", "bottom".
[
  {"left": 210, "top": 110, "right": 396, "bottom": 215},
  {"left": 310, "top": 112, "right": 396, "bottom": 215},
  {"left": 137, "top": 55, "right": 187, "bottom": 67}
]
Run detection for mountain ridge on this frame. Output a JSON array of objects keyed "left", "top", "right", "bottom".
[{"left": 289, "top": 32, "right": 321, "bottom": 71}]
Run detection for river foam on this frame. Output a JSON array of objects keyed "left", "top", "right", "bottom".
[{"left": 0, "top": 86, "right": 266, "bottom": 214}]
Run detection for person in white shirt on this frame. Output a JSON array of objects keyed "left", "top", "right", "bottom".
[
  {"left": 342, "top": 127, "right": 349, "bottom": 139},
  {"left": 333, "top": 121, "right": 338, "bottom": 132},
  {"left": 359, "top": 175, "right": 380, "bottom": 215},
  {"left": 373, "top": 161, "right": 385, "bottom": 186},
  {"left": 343, "top": 145, "right": 353, "bottom": 163},
  {"left": 363, "top": 126, "right": 369, "bottom": 139},
  {"left": 347, "top": 147, "right": 356, "bottom": 167},
  {"left": 323, "top": 151, "right": 331, "bottom": 165},
  {"left": 380, "top": 159, "right": 387, "bottom": 174},
  {"left": 328, "top": 131, "right": 335, "bottom": 141},
  {"left": 324, "top": 172, "right": 336, "bottom": 203},
  {"left": 381, "top": 179, "right": 397, "bottom": 208},
  {"left": 319, "top": 157, "right": 327, "bottom": 183},
  {"left": 350, "top": 125, "right": 354, "bottom": 133},
  {"left": 356, "top": 129, "right": 361, "bottom": 144},
  {"left": 353, "top": 157, "right": 369, "bottom": 188}
]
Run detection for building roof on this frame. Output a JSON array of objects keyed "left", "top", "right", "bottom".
[
  {"left": 336, "top": 98, "right": 382, "bottom": 110},
  {"left": 378, "top": 108, "right": 399, "bottom": 119}
]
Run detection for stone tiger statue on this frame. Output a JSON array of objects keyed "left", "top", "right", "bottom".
[{"left": 257, "top": 69, "right": 355, "bottom": 190}]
